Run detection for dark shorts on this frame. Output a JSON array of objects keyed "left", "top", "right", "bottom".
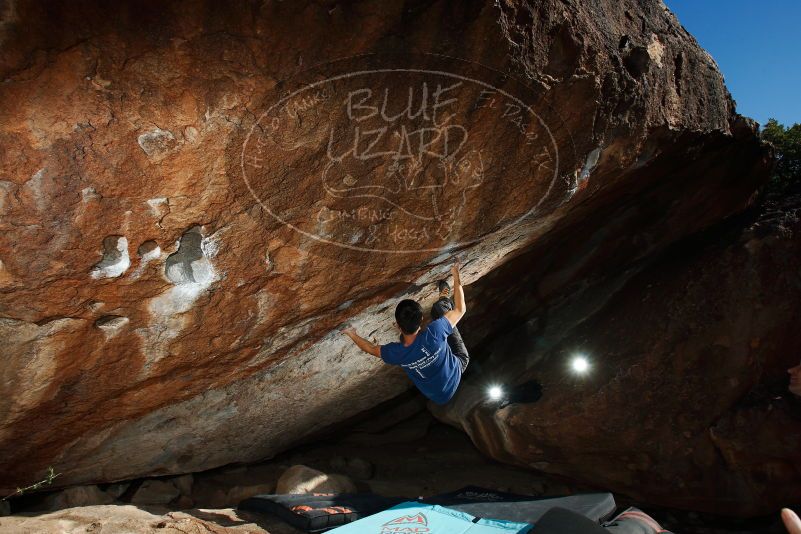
[{"left": 431, "top": 297, "right": 470, "bottom": 373}]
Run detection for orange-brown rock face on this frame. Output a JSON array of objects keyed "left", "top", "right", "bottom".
[{"left": 0, "top": 0, "right": 771, "bottom": 498}]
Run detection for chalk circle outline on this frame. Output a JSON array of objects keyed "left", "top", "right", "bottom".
[{"left": 240, "top": 54, "right": 563, "bottom": 254}]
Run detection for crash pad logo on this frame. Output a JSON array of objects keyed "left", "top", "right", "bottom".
[
  {"left": 380, "top": 512, "right": 430, "bottom": 533},
  {"left": 240, "top": 54, "right": 564, "bottom": 253}
]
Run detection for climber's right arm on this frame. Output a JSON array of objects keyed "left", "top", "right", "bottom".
[{"left": 341, "top": 327, "right": 382, "bottom": 358}]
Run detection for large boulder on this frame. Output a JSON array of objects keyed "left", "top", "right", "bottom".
[
  {"left": 432, "top": 194, "right": 801, "bottom": 515},
  {"left": 0, "top": 0, "right": 770, "bottom": 494}
]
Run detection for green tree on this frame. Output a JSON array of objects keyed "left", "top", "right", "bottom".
[{"left": 761, "top": 118, "right": 801, "bottom": 193}]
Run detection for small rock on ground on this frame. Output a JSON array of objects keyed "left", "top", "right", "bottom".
[
  {"left": 131, "top": 479, "right": 180, "bottom": 505},
  {"left": 276, "top": 465, "right": 356, "bottom": 495}
]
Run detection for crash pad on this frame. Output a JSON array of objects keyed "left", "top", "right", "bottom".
[
  {"left": 327, "top": 501, "right": 533, "bottom": 533},
  {"left": 424, "top": 486, "right": 616, "bottom": 523}
]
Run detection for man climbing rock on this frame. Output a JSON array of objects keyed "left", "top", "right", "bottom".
[{"left": 342, "top": 262, "right": 469, "bottom": 405}]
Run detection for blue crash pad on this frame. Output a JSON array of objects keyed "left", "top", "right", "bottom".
[{"left": 328, "top": 501, "right": 533, "bottom": 533}]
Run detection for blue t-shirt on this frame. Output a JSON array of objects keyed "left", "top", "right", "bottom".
[{"left": 380, "top": 316, "right": 461, "bottom": 405}]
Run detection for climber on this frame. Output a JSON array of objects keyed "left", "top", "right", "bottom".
[{"left": 341, "top": 261, "right": 469, "bottom": 405}]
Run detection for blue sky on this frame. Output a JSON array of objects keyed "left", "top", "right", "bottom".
[{"left": 664, "top": 0, "right": 801, "bottom": 127}]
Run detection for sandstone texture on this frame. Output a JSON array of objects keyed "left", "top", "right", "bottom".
[
  {"left": 0, "top": 0, "right": 778, "bottom": 516},
  {"left": 0, "top": 504, "right": 300, "bottom": 534}
]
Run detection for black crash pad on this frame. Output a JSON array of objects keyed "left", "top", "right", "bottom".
[
  {"left": 238, "top": 492, "right": 406, "bottom": 532},
  {"left": 530, "top": 507, "right": 610, "bottom": 533},
  {"left": 423, "top": 486, "right": 616, "bottom": 523},
  {"left": 532, "top": 507, "right": 675, "bottom": 534}
]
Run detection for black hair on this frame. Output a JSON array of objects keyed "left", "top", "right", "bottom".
[{"left": 395, "top": 299, "right": 423, "bottom": 335}]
